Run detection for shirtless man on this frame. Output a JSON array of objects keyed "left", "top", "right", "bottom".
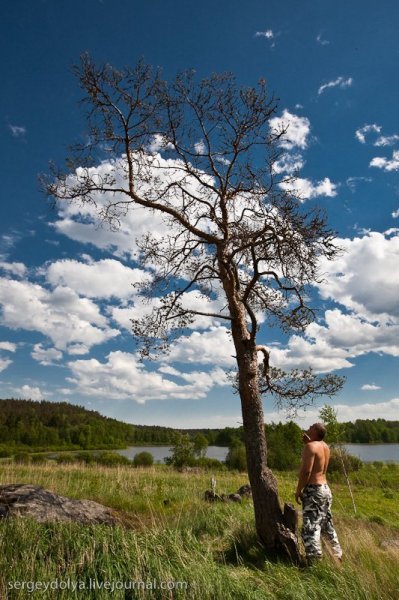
[{"left": 295, "top": 422, "right": 342, "bottom": 562}]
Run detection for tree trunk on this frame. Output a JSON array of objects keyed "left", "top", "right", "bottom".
[
  {"left": 218, "top": 251, "right": 301, "bottom": 561},
  {"left": 235, "top": 339, "right": 301, "bottom": 562}
]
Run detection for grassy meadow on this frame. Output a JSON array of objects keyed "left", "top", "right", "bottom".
[{"left": 0, "top": 461, "right": 398, "bottom": 599}]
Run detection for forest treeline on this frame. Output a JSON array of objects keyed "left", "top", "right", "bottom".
[
  {"left": 0, "top": 399, "right": 175, "bottom": 451},
  {"left": 0, "top": 399, "right": 398, "bottom": 452}
]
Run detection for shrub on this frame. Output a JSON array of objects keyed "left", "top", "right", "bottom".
[
  {"left": 328, "top": 447, "right": 362, "bottom": 473},
  {"left": 13, "top": 452, "right": 31, "bottom": 464},
  {"left": 165, "top": 433, "right": 195, "bottom": 467},
  {"left": 75, "top": 452, "right": 96, "bottom": 464},
  {"left": 193, "top": 433, "right": 208, "bottom": 458},
  {"left": 0, "top": 447, "right": 12, "bottom": 458},
  {"left": 133, "top": 451, "right": 154, "bottom": 467},
  {"left": 31, "top": 454, "right": 46, "bottom": 464},
  {"left": 96, "top": 452, "right": 132, "bottom": 467},
  {"left": 195, "top": 457, "right": 225, "bottom": 470},
  {"left": 225, "top": 443, "right": 247, "bottom": 472},
  {"left": 56, "top": 453, "right": 76, "bottom": 464}
]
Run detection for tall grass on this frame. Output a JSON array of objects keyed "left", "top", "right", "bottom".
[{"left": 0, "top": 462, "right": 398, "bottom": 599}]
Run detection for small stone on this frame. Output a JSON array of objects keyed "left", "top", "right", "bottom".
[
  {"left": 204, "top": 490, "right": 224, "bottom": 502},
  {"left": 237, "top": 484, "right": 252, "bottom": 497},
  {"left": 228, "top": 493, "right": 242, "bottom": 503}
]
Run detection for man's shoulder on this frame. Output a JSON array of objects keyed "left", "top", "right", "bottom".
[
  {"left": 305, "top": 440, "right": 326, "bottom": 453},
  {"left": 303, "top": 441, "right": 318, "bottom": 454}
]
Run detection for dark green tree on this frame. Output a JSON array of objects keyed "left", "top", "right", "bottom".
[
  {"left": 165, "top": 433, "right": 195, "bottom": 467},
  {"left": 133, "top": 451, "right": 154, "bottom": 466},
  {"left": 193, "top": 433, "right": 209, "bottom": 458}
]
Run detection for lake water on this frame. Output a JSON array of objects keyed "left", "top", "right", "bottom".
[
  {"left": 116, "top": 444, "right": 399, "bottom": 464},
  {"left": 343, "top": 443, "right": 399, "bottom": 463},
  {"left": 116, "top": 445, "right": 228, "bottom": 463}
]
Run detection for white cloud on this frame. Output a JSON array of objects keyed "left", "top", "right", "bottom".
[
  {"left": 0, "top": 262, "right": 27, "bottom": 277},
  {"left": 0, "top": 341, "right": 15, "bottom": 373},
  {"left": 272, "top": 153, "right": 305, "bottom": 175},
  {"left": 355, "top": 125, "right": 399, "bottom": 147},
  {"left": 165, "top": 396, "right": 399, "bottom": 429},
  {"left": 318, "top": 76, "right": 353, "bottom": 95},
  {"left": 267, "top": 398, "right": 399, "bottom": 428},
  {"left": 0, "top": 358, "right": 12, "bottom": 373},
  {"left": 109, "top": 289, "right": 226, "bottom": 333},
  {"left": 67, "top": 351, "right": 229, "bottom": 402},
  {"left": 0, "top": 278, "right": 119, "bottom": 353},
  {"left": 266, "top": 230, "right": 399, "bottom": 374},
  {"left": 355, "top": 123, "right": 381, "bottom": 144},
  {"left": 316, "top": 33, "right": 330, "bottom": 46},
  {"left": 194, "top": 140, "right": 206, "bottom": 154},
  {"left": 52, "top": 154, "right": 218, "bottom": 260},
  {"left": 361, "top": 384, "right": 381, "bottom": 391},
  {"left": 0, "top": 342, "right": 16, "bottom": 352},
  {"left": 269, "top": 110, "right": 311, "bottom": 150},
  {"left": 370, "top": 150, "right": 399, "bottom": 171},
  {"left": 317, "top": 230, "right": 399, "bottom": 321},
  {"left": 31, "top": 343, "right": 63, "bottom": 366},
  {"left": 147, "top": 134, "right": 174, "bottom": 154},
  {"left": 165, "top": 327, "right": 235, "bottom": 367},
  {"left": 14, "top": 384, "right": 45, "bottom": 401},
  {"left": 392, "top": 209, "right": 399, "bottom": 219},
  {"left": 279, "top": 177, "right": 337, "bottom": 200},
  {"left": 267, "top": 230, "right": 399, "bottom": 374},
  {"left": 269, "top": 328, "right": 354, "bottom": 374},
  {"left": 255, "top": 30, "right": 274, "bottom": 38},
  {"left": 346, "top": 176, "right": 372, "bottom": 193},
  {"left": 8, "top": 124, "right": 26, "bottom": 137},
  {"left": 374, "top": 134, "right": 399, "bottom": 147},
  {"left": 46, "top": 258, "right": 150, "bottom": 300}
]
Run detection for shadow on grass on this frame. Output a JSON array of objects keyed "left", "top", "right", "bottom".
[{"left": 217, "top": 525, "right": 301, "bottom": 570}]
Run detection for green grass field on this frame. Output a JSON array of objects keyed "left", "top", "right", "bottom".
[{"left": 0, "top": 462, "right": 398, "bottom": 599}]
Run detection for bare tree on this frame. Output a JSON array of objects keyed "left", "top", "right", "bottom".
[{"left": 43, "top": 55, "right": 343, "bottom": 561}]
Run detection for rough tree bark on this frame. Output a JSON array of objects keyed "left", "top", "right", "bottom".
[{"left": 219, "top": 250, "right": 299, "bottom": 559}]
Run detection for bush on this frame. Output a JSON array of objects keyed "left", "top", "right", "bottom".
[
  {"left": 13, "top": 452, "right": 31, "bottom": 464},
  {"left": 56, "top": 453, "right": 76, "bottom": 464},
  {"left": 31, "top": 454, "right": 46, "bottom": 464},
  {"left": 265, "top": 421, "right": 302, "bottom": 471},
  {"left": 328, "top": 447, "right": 362, "bottom": 473},
  {"left": 96, "top": 452, "right": 132, "bottom": 467},
  {"left": 225, "top": 443, "right": 247, "bottom": 472},
  {"left": 133, "top": 451, "right": 154, "bottom": 467},
  {"left": 75, "top": 452, "right": 96, "bottom": 464},
  {"left": 195, "top": 457, "right": 225, "bottom": 470},
  {"left": 165, "top": 434, "right": 195, "bottom": 467},
  {"left": 0, "top": 447, "right": 12, "bottom": 458}
]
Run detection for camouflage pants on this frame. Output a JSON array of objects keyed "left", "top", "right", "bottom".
[{"left": 301, "top": 483, "right": 342, "bottom": 559}]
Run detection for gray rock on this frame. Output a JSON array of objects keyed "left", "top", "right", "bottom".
[
  {"left": 237, "top": 484, "right": 252, "bottom": 497},
  {"left": 0, "top": 484, "right": 116, "bottom": 525},
  {"left": 204, "top": 489, "right": 224, "bottom": 502},
  {"left": 227, "top": 493, "right": 242, "bottom": 503}
]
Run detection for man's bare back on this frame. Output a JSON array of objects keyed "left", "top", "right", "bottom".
[
  {"left": 295, "top": 423, "right": 330, "bottom": 502},
  {"left": 306, "top": 440, "right": 329, "bottom": 485},
  {"left": 295, "top": 422, "right": 343, "bottom": 562}
]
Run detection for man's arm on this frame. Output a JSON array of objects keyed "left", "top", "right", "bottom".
[{"left": 295, "top": 444, "right": 316, "bottom": 504}]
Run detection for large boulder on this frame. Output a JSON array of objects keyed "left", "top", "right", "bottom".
[{"left": 0, "top": 484, "right": 116, "bottom": 525}]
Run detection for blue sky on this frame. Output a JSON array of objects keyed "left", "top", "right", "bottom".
[{"left": 1, "top": 0, "right": 399, "bottom": 428}]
